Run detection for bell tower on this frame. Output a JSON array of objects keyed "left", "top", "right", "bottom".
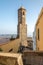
[{"left": 17, "top": 7, "right": 28, "bottom": 46}]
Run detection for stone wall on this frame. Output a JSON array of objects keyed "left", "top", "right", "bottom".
[
  {"left": 23, "top": 51, "right": 43, "bottom": 65},
  {"left": 0, "top": 51, "right": 43, "bottom": 65},
  {"left": 0, "top": 39, "right": 20, "bottom": 53},
  {"left": 0, "top": 53, "right": 23, "bottom": 65},
  {"left": 19, "top": 24, "right": 27, "bottom": 46},
  {"left": 18, "top": 7, "right": 28, "bottom": 47}
]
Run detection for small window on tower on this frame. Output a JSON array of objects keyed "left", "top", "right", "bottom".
[{"left": 23, "top": 12, "right": 25, "bottom": 15}]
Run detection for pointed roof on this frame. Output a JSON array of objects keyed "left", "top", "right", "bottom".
[{"left": 36, "top": 7, "right": 43, "bottom": 26}]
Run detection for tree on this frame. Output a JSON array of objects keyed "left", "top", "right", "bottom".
[{"left": 10, "top": 35, "right": 15, "bottom": 40}]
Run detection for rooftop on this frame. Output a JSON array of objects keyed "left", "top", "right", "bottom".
[{"left": 18, "top": 6, "right": 26, "bottom": 10}]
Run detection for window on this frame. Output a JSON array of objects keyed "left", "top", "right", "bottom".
[
  {"left": 38, "top": 47, "right": 39, "bottom": 50},
  {"left": 38, "top": 28, "right": 40, "bottom": 40},
  {"left": 0, "top": 48, "right": 3, "bottom": 52},
  {"left": 9, "top": 48, "right": 13, "bottom": 52},
  {"left": 23, "top": 12, "right": 25, "bottom": 15}
]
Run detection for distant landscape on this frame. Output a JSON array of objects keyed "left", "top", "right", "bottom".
[{"left": 0, "top": 34, "right": 17, "bottom": 44}]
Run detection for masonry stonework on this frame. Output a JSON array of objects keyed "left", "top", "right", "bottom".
[{"left": 17, "top": 7, "right": 28, "bottom": 46}]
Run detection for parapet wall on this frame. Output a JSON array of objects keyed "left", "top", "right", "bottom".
[
  {"left": 0, "top": 38, "right": 20, "bottom": 53},
  {"left": 0, "top": 53, "right": 23, "bottom": 65},
  {"left": 0, "top": 51, "right": 43, "bottom": 65},
  {"left": 23, "top": 51, "right": 43, "bottom": 65}
]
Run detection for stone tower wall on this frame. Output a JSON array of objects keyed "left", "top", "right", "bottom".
[{"left": 17, "top": 7, "right": 28, "bottom": 46}]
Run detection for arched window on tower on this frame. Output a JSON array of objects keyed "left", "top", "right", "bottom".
[{"left": 23, "top": 12, "right": 25, "bottom": 15}]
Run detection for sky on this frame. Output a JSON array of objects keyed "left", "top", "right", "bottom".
[{"left": 0, "top": 0, "right": 43, "bottom": 36}]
